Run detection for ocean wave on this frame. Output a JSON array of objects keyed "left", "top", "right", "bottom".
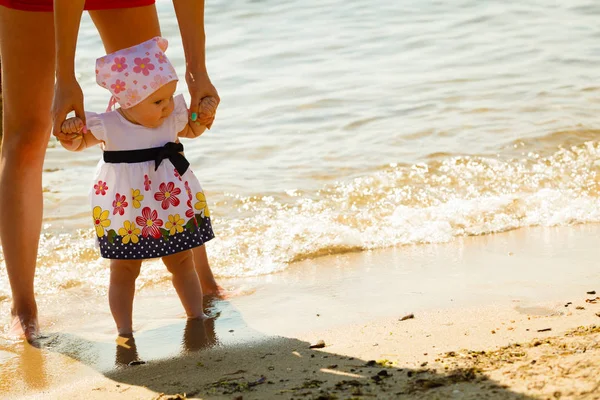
[
  {"left": 206, "top": 141, "right": 600, "bottom": 276},
  {"left": 1, "top": 141, "right": 600, "bottom": 297}
]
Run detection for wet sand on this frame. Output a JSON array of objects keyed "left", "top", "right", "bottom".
[{"left": 1, "top": 224, "right": 600, "bottom": 399}]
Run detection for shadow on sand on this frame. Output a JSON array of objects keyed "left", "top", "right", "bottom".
[{"left": 0, "top": 298, "right": 538, "bottom": 400}]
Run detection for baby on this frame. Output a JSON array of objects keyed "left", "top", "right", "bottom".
[{"left": 58, "top": 37, "right": 217, "bottom": 335}]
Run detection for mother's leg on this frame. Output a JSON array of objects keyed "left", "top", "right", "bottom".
[
  {"left": 89, "top": 4, "right": 161, "bottom": 53},
  {"left": 0, "top": 7, "right": 56, "bottom": 340}
]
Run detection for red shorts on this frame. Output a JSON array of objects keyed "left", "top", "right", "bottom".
[{"left": 0, "top": 0, "right": 155, "bottom": 12}]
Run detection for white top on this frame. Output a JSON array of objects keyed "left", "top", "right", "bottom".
[{"left": 87, "top": 94, "right": 189, "bottom": 151}]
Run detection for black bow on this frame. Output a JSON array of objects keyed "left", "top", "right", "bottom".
[{"left": 154, "top": 142, "right": 190, "bottom": 176}]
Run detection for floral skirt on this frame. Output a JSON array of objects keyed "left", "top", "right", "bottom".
[{"left": 90, "top": 160, "right": 214, "bottom": 260}]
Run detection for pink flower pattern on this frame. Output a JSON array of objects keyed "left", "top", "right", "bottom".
[
  {"left": 133, "top": 57, "right": 155, "bottom": 76},
  {"left": 186, "top": 199, "right": 195, "bottom": 218},
  {"left": 136, "top": 207, "right": 164, "bottom": 239},
  {"left": 150, "top": 74, "right": 169, "bottom": 89},
  {"left": 125, "top": 89, "right": 141, "bottom": 105},
  {"left": 144, "top": 175, "right": 152, "bottom": 191},
  {"left": 110, "top": 79, "right": 126, "bottom": 94},
  {"left": 112, "top": 193, "right": 128, "bottom": 216},
  {"left": 174, "top": 168, "right": 182, "bottom": 181},
  {"left": 154, "top": 182, "right": 181, "bottom": 210},
  {"left": 94, "top": 181, "right": 108, "bottom": 196},
  {"left": 184, "top": 181, "right": 192, "bottom": 200},
  {"left": 95, "top": 37, "right": 175, "bottom": 109},
  {"left": 111, "top": 57, "right": 128, "bottom": 72},
  {"left": 155, "top": 52, "right": 167, "bottom": 64}
]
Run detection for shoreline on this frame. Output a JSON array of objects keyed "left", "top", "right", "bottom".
[{"left": 1, "top": 224, "right": 600, "bottom": 399}]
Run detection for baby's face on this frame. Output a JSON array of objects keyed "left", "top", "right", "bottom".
[{"left": 123, "top": 81, "right": 178, "bottom": 128}]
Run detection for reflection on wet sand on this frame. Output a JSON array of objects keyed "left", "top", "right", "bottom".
[
  {"left": 0, "top": 341, "right": 48, "bottom": 393},
  {"left": 114, "top": 316, "right": 220, "bottom": 368},
  {"left": 0, "top": 300, "right": 228, "bottom": 397},
  {"left": 181, "top": 316, "right": 219, "bottom": 353}
]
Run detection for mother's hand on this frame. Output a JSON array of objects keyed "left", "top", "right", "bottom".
[
  {"left": 51, "top": 76, "right": 86, "bottom": 141},
  {"left": 186, "top": 70, "right": 219, "bottom": 129}
]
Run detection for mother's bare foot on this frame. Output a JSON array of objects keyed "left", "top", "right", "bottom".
[{"left": 9, "top": 305, "right": 40, "bottom": 342}]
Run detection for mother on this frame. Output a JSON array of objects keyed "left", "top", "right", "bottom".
[{"left": 0, "top": 0, "right": 220, "bottom": 341}]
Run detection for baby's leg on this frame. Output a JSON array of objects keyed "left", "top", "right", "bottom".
[
  {"left": 109, "top": 259, "right": 142, "bottom": 335},
  {"left": 192, "top": 245, "right": 224, "bottom": 297},
  {"left": 162, "top": 250, "right": 205, "bottom": 319}
]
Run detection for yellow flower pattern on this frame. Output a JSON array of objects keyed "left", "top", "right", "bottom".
[
  {"left": 131, "top": 188, "right": 144, "bottom": 209},
  {"left": 118, "top": 220, "right": 141, "bottom": 244},
  {"left": 194, "top": 192, "right": 210, "bottom": 218},
  {"left": 92, "top": 206, "right": 111, "bottom": 237},
  {"left": 165, "top": 214, "right": 185, "bottom": 235},
  {"left": 92, "top": 178, "right": 214, "bottom": 259}
]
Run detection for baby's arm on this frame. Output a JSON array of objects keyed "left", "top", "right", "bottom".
[
  {"left": 178, "top": 96, "right": 218, "bottom": 139},
  {"left": 58, "top": 117, "right": 102, "bottom": 152}
]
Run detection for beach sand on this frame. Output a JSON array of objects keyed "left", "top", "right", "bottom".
[{"left": 2, "top": 224, "right": 600, "bottom": 399}]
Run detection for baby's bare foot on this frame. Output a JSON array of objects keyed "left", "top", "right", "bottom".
[
  {"left": 203, "top": 284, "right": 249, "bottom": 300},
  {"left": 201, "top": 278, "right": 225, "bottom": 298}
]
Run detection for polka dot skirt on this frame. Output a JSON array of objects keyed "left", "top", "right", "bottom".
[{"left": 98, "top": 214, "right": 214, "bottom": 260}]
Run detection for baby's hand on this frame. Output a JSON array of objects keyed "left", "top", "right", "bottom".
[
  {"left": 61, "top": 117, "right": 85, "bottom": 136},
  {"left": 188, "top": 96, "right": 218, "bottom": 137},
  {"left": 192, "top": 96, "right": 218, "bottom": 128},
  {"left": 198, "top": 96, "right": 218, "bottom": 124}
]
